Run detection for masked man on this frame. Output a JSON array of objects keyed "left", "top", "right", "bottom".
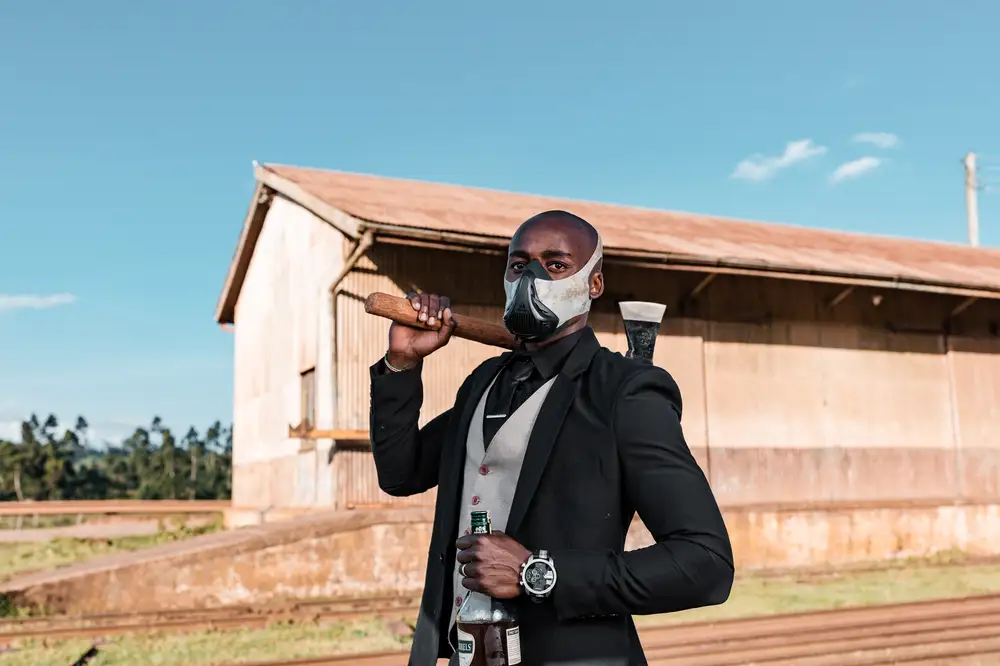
[{"left": 370, "top": 210, "right": 734, "bottom": 665}]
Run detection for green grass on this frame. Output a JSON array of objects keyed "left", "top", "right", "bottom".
[
  {"left": 0, "top": 619, "right": 410, "bottom": 666},
  {"left": 8, "top": 556, "right": 1000, "bottom": 666},
  {"left": 0, "top": 518, "right": 223, "bottom": 585},
  {"left": 636, "top": 558, "right": 1000, "bottom": 626}
]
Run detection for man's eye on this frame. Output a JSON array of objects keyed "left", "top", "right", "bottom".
[
  {"left": 549, "top": 262, "right": 567, "bottom": 271},
  {"left": 511, "top": 262, "right": 525, "bottom": 270}
]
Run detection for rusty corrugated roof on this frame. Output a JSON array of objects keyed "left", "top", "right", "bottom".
[{"left": 265, "top": 164, "right": 1000, "bottom": 292}]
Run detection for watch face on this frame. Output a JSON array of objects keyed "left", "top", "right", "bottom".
[{"left": 525, "top": 561, "right": 555, "bottom": 592}]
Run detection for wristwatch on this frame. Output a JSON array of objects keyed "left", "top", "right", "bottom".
[{"left": 520, "top": 550, "right": 557, "bottom": 602}]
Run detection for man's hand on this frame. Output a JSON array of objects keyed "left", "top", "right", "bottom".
[
  {"left": 455, "top": 532, "right": 531, "bottom": 599},
  {"left": 386, "top": 292, "right": 457, "bottom": 370}
]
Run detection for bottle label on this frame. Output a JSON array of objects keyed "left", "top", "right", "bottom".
[
  {"left": 456, "top": 627, "right": 474, "bottom": 666},
  {"left": 506, "top": 626, "right": 522, "bottom": 664}
]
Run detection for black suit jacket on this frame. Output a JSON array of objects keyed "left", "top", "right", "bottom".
[{"left": 369, "top": 328, "right": 734, "bottom": 666}]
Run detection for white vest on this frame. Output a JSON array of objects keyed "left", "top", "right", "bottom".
[{"left": 448, "top": 373, "right": 558, "bottom": 632}]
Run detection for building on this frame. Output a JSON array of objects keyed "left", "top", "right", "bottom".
[{"left": 216, "top": 163, "right": 1000, "bottom": 515}]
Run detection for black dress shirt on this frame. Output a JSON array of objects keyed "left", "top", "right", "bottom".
[{"left": 480, "top": 329, "right": 584, "bottom": 447}]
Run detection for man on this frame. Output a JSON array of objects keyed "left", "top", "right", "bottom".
[{"left": 370, "top": 210, "right": 734, "bottom": 665}]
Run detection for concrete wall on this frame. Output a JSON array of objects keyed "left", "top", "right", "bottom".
[
  {"left": 230, "top": 195, "right": 344, "bottom": 510},
  {"left": 6, "top": 503, "right": 999, "bottom": 614}
]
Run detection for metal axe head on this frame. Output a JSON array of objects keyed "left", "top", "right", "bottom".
[{"left": 618, "top": 301, "right": 667, "bottom": 361}]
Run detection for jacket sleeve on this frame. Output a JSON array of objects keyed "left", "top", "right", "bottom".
[
  {"left": 550, "top": 365, "right": 734, "bottom": 619},
  {"left": 368, "top": 358, "right": 454, "bottom": 497}
]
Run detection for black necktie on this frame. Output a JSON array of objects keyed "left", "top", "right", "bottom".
[
  {"left": 483, "top": 355, "right": 535, "bottom": 451},
  {"left": 505, "top": 355, "right": 536, "bottom": 415}
]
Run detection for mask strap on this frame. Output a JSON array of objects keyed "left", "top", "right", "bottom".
[{"left": 578, "top": 234, "right": 604, "bottom": 279}]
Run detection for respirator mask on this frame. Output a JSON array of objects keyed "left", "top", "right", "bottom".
[{"left": 502, "top": 236, "right": 603, "bottom": 341}]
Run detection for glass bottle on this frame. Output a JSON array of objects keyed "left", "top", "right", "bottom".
[{"left": 455, "top": 510, "right": 522, "bottom": 666}]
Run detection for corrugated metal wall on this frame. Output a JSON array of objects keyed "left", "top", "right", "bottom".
[{"left": 329, "top": 243, "right": 1000, "bottom": 510}]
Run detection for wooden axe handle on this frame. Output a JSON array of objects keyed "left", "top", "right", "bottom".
[{"left": 364, "top": 292, "right": 517, "bottom": 350}]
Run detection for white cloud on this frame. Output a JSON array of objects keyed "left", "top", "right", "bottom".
[
  {"left": 830, "top": 156, "right": 882, "bottom": 183},
  {"left": 731, "top": 139, "right": 828, "bottom": 182},
  {"left": 0, "top": 420, "right": 20, "bottom": 441},
  {"left": 0, "top": 293, "right": 76, "bottom": 312},
  {"left": 853, "top": 132, "right": 899, "bottom": 149}
]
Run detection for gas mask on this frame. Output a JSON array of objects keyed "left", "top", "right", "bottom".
[{"left": 502, "top": 237, "right": 604, "bottom": 341}]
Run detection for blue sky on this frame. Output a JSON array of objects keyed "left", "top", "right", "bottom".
[{"left": 1, "top": 1, "right": 998, "bottom": 443}]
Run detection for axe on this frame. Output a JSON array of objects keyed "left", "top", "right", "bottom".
[
  {"left": 618, "top": 301, "right": 667, "bottom": 361},
  {"left": 365, "top": 292, "right": 667, "bottom": 360}
]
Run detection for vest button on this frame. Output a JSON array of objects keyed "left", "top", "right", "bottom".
[
  {"left": 456, "top": 596, "right": 463, "bottom": 607},
  {"left": 471, "top": 496, "right": 481, "bottom": 505},
  {"left": 479, "top": 465, "right": 489, "bottom": 476},
  {"left": 464, "top": 529, "right": 471, "bottom": 535}
]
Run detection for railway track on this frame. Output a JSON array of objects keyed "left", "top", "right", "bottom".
[
  {"left": 0, "top": 594, "right": 423, "bottom": 646},
  {"left": 12, "top": 592, "right": 1000, "bottom": 665},
  {"left": 208, "top": 593, "right": 1000, "bottom": 666},
  {"left": 8, "top": 560, "right": 995, "bottom": 646}
]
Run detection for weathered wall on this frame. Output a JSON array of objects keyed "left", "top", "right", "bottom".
[
  {"left": 230, "top": 195, "right": 344, "bottom": 509},
  {"left": 329, "top": 243, "right": 1000, "bottom": 509},
  {"left": 948, "top": 336, "right": 1000, "bottom": 499},
  {"left": 6, "top": 503, "right": 999, "bottom": 614},
  {"left": 228, "top": 203, "right": 1000, "bottom": 512}
]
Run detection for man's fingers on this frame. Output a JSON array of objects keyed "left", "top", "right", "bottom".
[
  {"left": 437, "top": 308, "right": 457, "bottom": 342},
  {"left": 426, "top": 294, "right": 441, "bottom": 326},
  {"left": 417, "top": 293, "right": 432, "bottom": 322},
  {"left": 441, "top": 308, "right": 456, "bottom": 331},
  {"left": 461, "top": 576, "right": 488, "bottom": 594},
  {"left": 406, "top": 291, "right": 420, "bottom": 311}
]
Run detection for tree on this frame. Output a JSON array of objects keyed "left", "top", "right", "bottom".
[{"left": 0, "top": 414, "right": 233, "bottom": 502}]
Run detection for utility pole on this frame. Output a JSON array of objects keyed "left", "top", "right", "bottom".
[{"left": 963, "top": 152, "right": 979, "bottom": 247}]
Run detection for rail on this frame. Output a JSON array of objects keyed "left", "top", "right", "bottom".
[
  {"left": 0, "top": 594, "right": 421, "bottom": 646},
  {"left": 21, "top": 592, "right": 1000, "bottom": 666},
  {"left": 212, "top": 592, "right": 1000, "bottom": 665}
]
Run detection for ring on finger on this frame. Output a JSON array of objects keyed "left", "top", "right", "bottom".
[{"left": 460, "top": 563, "right": 468, "bottom": 577}]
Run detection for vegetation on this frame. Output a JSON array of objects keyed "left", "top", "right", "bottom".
[
  {"left": 0, "top": 619, "right": 411, "bottom": 666},
  {"left": 0, "top": 414, "right": 232, "bottom": 502},
  {"left": 0, "top": 520, "right": 223, "bottom": 584},
  {"left": 637, "top": 556, "right": 1000, "bottom": 626}
]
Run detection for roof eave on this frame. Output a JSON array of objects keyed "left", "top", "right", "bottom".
[
  {"left": 214, "top": 165, "right": 368, "bottom": 326},
  {"left": 360, "top": 222, "right": 1000, "bottom": 301},
  {"left": 215, "top": 181, "right": 272, "bottom": 325}
]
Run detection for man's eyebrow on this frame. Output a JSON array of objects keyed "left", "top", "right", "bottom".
[
  {"left": 508, "top": 249, "right": 573, "bottom": 260},
  {"left": 540, "top": 249, "right": 573, "bottom": 259}
]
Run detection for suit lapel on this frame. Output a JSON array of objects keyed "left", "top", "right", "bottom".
[
  {"left": 438, "top": 354, "right": 508, "bottom": 532},
  {"left": 505, "top": 329, "right": 600, "bottom": 539}
]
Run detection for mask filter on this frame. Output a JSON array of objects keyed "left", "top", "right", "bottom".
[
  {"left": 502, "top": 236, "right": 603, "bottom": 341},
  {"left": 502, "top": 260, "right": 561, "bottom": 340}
]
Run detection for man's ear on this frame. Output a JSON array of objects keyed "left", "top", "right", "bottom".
[{"left": 589, "top": 270, "right": 605, "bottom": 299}]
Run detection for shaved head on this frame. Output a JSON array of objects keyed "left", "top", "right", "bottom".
[
  {"left": 515, "top": 210, "right": 600, "bottom": 258},
  {"left": 503, "top": 210, "right": 605, "bottom": 345}
]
